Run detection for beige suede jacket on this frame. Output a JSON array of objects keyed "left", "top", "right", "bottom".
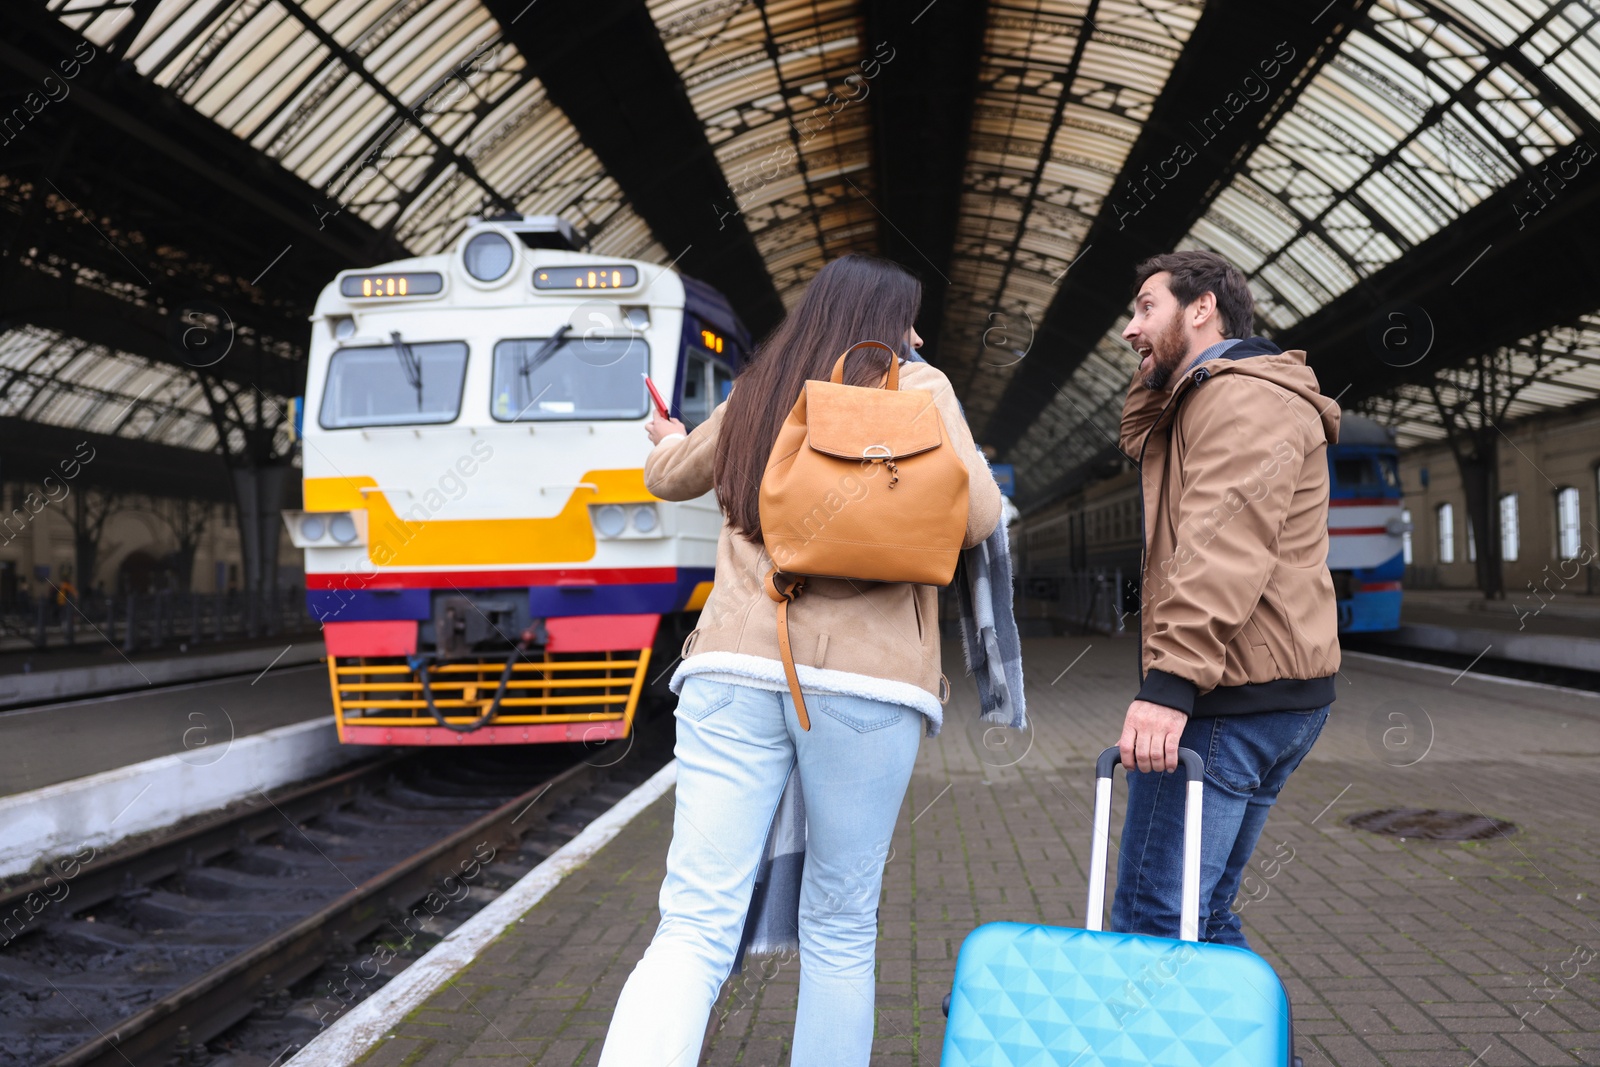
[{"left": 644, "top": 359, "right": 1002, "bottom": 729}]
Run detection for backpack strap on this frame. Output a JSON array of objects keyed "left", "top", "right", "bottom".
[
  {"left": 764, "top": 569, "right": 811, "bottom": 730},
  {"left": 827, "top": 340, "right": 899, "bottom": 390}
]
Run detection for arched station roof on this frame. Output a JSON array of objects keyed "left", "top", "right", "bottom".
[{"left": 4, "top": 0, "right": 1599, "bottom": 504}]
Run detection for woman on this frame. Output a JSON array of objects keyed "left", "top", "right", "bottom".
[{"left": 598, "top": 254, "right": 1000, "bottom": 1066}]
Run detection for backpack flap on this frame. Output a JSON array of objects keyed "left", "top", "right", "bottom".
[{"left": 802, "top": 380, "right": 943, "bottom": 461}]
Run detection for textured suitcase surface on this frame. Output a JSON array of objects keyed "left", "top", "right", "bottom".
[
  {"left": 943, "top": 921, "right": 1291, "bottom": 1066},
  {"left": 940, "top": 747, "right": 1298, "bottom": 1066}
]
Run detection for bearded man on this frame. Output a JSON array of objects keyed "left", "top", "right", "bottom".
[{"left": 1112, "top": 249, "right": 1341, "bottom": 948}]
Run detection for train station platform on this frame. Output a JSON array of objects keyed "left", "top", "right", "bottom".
[
  {"left": 294, "top": 636, "right": 1600, "bottom": 1067},
  {"left": 0, "top": 638, "right": 331, "bottom": 797},
  {"left": 1381, "top": 590, "right": 1600, "bottom": 674},
  {"left": 0, "top": 637, "right": 349, "bottom": 881}
]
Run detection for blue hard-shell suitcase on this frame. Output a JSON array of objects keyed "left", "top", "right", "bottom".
[{"left": 941, "top": 747, "right": 1302, "bottom": 1066}]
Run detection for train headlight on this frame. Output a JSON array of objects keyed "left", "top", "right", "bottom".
[
  {"left": 631, "top": 504, "right": 658, "bottom": 533},
  {"left": 331, "top": 316, "right": 356, "bottom": 340},
  {"left": 594, "top": 504, "right": 627, "bottom": 538},
  {"left": 329, "top": 514, "right": 359, "bottom": 544},
  {"left": 463, "top": 232, "right": 514, "bottom": 282},
  {"left": 284, "top": 510, "right": 366, "bottom": 548},
  {"left": 623, "top": 306, "right": 650, "bottom": 330}
]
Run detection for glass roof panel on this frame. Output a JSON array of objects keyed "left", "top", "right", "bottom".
[
  {"left": 36, "top": 0, "right": 1600, "bottom": 502},
  {"left": 52, "top": 0, "right": 665, "bottom": 259},
  {"left": 945, "top": 0, "right": 1203, "bottom": 419},
  {"left": 1366, "top": 310, "right": 1600, "bottom": 449},
  {"left": 1011, "top": 0, "right": 1600, "bottom": 501},
  {"left": 0, "top": 327, "right": 248, "bottom": 453},
  {"left": 648, "top": 0, "right": 878, "bottom": 306}
]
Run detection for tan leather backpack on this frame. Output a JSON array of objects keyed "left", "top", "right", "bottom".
[{"left": 758, "top": 340, "right": 970, "bottom": 729}]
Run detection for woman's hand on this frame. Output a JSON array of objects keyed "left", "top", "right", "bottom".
[{"left": 646, "top": 416, "right": 687, "bottom": 446}]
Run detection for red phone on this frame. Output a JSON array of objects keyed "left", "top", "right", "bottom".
[{"left": 642, "top": 373, "right": 670, "bottom": 419}]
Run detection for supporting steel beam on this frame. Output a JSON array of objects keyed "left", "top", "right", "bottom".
[
  {"left": 1, "top": 270, "right": 304, "bottom": 398},
  {"left": 862, "top": 0, "right": 988, "bottom": 364},
  {"left": 481, "top": 0, "right": 786, "bottom": 339},
  {"left": 1280, "top": 166, "right": 1600, "bottom": 413},
  {"left": 982, "top": 0, "right": 1365, "bottom": 454},
  {"left": 0, "top": 416, "right": 240, "bottom": 502}
]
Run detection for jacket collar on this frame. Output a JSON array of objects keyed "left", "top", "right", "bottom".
[{"left": 1141, "top": 336, "right": 1285, "bottom": 446}]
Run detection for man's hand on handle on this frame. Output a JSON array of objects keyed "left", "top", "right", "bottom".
[{"left": 1118, "top": 699, "right": 1189, "bottom": 773}]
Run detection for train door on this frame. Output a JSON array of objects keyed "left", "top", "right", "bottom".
[
  {"left": 679, "top": 351, "right": 714, "bottom": 429},
  {"left": 675, "top": 318, "right": 737, "bottom": 429}
]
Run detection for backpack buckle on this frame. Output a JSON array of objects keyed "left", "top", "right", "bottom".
[
  {"left": 861, "top": 445, "right": 900, "bottom": 488},
  {"left": 765, "top": 569, "right": 805, "bottom": 603}
]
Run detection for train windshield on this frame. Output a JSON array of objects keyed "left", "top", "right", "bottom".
[
  {"left": 1333, "top": 454, "right": 1401, "bottom": 492},
  {"left": 320, "top": 340, "right": 468, "bottom": 428},
  {"left": 491, "top": 336, "right": 649, "bottom": 421}
]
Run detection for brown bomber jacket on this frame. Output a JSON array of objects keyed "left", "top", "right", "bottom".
[
  {"left": 1119, "top": 337, "right": 1342, "bottom": 717},
  {"left": 644, "top": 359, "right": 1002, "bottom": 730}
]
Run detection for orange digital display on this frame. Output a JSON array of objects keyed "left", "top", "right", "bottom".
[
  {"left": 533, "top": 265, "right": 639, "bottom": 290},
  {"left": 339, "top": 272, "right": 444, "bottom": 299},
  {"left": 699, "top": 329, "right": 724, "bottom": 354}
]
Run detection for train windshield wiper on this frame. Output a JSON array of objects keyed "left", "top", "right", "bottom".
[
  {"left": 517, "top": 324, "right": 572, "bottom": 402},
  {"left": 390, "top": 331, "right": 423, "bottom": 410}
]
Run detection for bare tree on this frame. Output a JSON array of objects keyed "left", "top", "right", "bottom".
[
  {"left": 158, "top": 496, "right": 212, "bottom": 592},
  {"left": 70, "top": 485, "right": 121, "bottom": 598},
  {"left": 1423, "top": 334, "right": 1560, "bottom": 599}
]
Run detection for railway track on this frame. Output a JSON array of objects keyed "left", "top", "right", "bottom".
[{"left": 0, "top": 728, "right": 670, "bottom": 1066}]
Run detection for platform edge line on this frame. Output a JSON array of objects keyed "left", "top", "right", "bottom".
[
  {"left": 285, "top": 757, "right": 680, "bottom": 1066},
  {"left": 1342, "top": 649, "right": 1600, "bottom": 703}
]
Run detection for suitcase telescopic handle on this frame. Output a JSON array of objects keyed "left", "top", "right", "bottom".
[{"left": 1085, "top": 746, "right": 1206, "bottom": 942}]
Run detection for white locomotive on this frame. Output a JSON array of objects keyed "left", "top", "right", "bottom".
[{"left": 282, "top": 216, "right": 745, "bottom": 745}]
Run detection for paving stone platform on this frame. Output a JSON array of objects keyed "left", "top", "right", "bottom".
[{"left": 352, "top": 637, "right": 1600, "bottom": 1067}]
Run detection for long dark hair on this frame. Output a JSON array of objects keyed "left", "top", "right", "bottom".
[{"left": 713, "top": 254, "right": 922, "bottom": 544}]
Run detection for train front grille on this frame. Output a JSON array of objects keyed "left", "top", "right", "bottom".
[{"left": 326, "top": 649, "right": 650, "bottom": 744}]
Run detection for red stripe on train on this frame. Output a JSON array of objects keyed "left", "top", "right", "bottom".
[
  {"left": 341, "top": 719, "right": 629, "bottom": 746},
  {"left": 306, "top": 567, "right": 677, "bottom": 590},
  {"left": 1329, "top": 526, "right": 1388, "bottom": 536},
  {"left": 1329, "top": 498, "right": 1400, "bottom": 507}
]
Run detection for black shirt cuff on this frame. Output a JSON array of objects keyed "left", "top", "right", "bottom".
[{"left": 1137, "top": 669, "right": 1197, "bottom": 715}]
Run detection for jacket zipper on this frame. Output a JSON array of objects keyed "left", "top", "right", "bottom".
[{"left": 1130, "top": 371, "right": 1203, "bottom": 688}]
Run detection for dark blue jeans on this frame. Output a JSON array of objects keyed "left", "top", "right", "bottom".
[{"left": 1110, "top": 705, "right": 1329, "bottom": 948}]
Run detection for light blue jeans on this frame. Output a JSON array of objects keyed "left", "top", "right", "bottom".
[{"left": 598, "top": 676, "right": 923, "bottom": 1067}]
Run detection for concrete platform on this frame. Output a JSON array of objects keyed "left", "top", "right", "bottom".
[
  {"left": 1381, "top": 590, "right": 1600, "bottom": 674},
  {"left": 301, "top": 637, "right": 1600, "bottom": 1067},
  {"left": 0, "top": 636, "right": 326, "bottom": 709},
  {"left": 0, "top": 650, "right": 333, "bottom": 797},
  {"left": 1402, "top": 590, "right": 1600, "bottom": 640},
  {"left": 0, "top": 716, "right": 371, "bottom": 880}
]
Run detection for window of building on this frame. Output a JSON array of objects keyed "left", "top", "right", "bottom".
[
  {"left": 1436, "top": 503, "right": 1454, "bottom": 564},
  {"left": 1401, "top": 508, "right": 1413, "bottom": 564},
  {"left": 1500, "top": 492, "right": 1520, "bottom": 562},
  {"left": 1556, "top": 487, "right": 1580, "bottom": 559},
  {"left": 1467, "top": 518, "right": 1476, "bottom": 563}
]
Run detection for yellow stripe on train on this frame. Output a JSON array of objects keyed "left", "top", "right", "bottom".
[{"left": 303, "top": 469, "right": 656, "bottom": 567}]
